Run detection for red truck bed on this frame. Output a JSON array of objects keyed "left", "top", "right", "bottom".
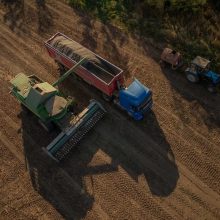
[{"left": 45, "top": 32, "right": 124, "bottom": 96}]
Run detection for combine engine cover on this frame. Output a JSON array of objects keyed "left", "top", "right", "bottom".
[{"left": 43, "top": 100, "right": 106, "bottom": 161}]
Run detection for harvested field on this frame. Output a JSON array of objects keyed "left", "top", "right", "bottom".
[{"left": 0, "top": 0, "right": 220, "bottom": 220}]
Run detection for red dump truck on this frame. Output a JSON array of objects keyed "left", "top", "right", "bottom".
[{"left": 45, "top": 32, "right": 152, "bottom": 120}]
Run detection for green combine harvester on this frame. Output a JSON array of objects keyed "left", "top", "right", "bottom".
[{"left": 10, "top": 59, "right": 106, "bottom": 161}]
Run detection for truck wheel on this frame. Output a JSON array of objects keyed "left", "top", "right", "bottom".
[{"left": 186, "top": 72, "right": 199, "bottom": 83}]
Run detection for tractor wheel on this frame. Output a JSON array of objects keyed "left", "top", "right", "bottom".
[
  {"left": 207, "top": 84, "right": 216, "bottom": 93},
  {"left": 186, "top": 72, "right": 199, "bottom": 83}
]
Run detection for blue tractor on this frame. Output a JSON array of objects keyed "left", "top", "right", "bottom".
[{"left": 185, "top": 56, "right": 220, "bottom": 93}]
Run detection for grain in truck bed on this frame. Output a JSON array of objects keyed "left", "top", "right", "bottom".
[{"left": 50, "top": 36, "right": 119, "bottom": 83}]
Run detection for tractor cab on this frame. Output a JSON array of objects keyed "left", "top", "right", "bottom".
[{"left": 189, "top": 56, "right": 210, "bottom": 74}]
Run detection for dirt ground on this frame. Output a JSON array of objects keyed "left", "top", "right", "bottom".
[{"left": 0, "top": 0, "right": 220, "bottom": 219}]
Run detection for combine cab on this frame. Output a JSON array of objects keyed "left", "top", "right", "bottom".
[
  {"left": 160, "top": 48, "right": 183, "bottom": 69},
  {"left": 10, "top": 59, "right": 105, "bottom": 161}
]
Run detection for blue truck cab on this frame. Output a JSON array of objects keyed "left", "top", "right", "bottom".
[{"left": 119, "top": 79, "right": 153, "bottom": 120}]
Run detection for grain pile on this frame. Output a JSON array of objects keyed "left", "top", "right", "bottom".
[{"left": 50, "top": 36, "right": 101, "bottom": 64}]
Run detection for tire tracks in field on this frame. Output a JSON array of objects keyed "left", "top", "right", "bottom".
[
  {"left": 92, "top": 115, "right": 220, "bottom": 219},
  {"left": 82, "top": 147, "right": 175, "bottom": 220},
  {"left": 0, "top": 131, "right": 23, "bottom": 162},
  {"left": 155, "top": 108, "right": 220, "bottom": 194},
  {"left": 0, "top": 171, "right": 63, "bottom": 220},
  {"left": 0, "top": 25, "right": 57, "bottom": 83},
  {"left": 154, "top": 103, "right": 220, "bottom": 148}
]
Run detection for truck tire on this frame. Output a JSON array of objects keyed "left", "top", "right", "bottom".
[{"left": 186, "top": 72, "right": 199, "bottom": 83}]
